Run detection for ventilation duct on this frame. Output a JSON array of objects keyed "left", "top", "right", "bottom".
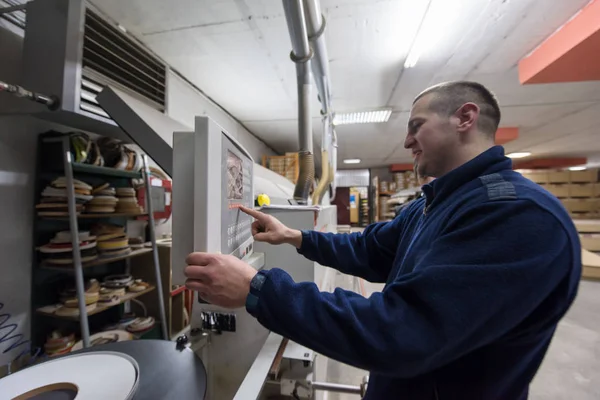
[{"left": 21, "top": 0, "right": 167, "bottom": 140}]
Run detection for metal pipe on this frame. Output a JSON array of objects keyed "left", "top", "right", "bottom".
[
  {"left": 303, "top": 0, "right": 332, "bottom": 115},
  {"left": 0, "top": 4, "right": 26, "bottom": 14},
  {"left": 142, "top": 155, "right": 169, "bottom": 340},
  {"left": 304, "top": 0, "right": 338, "bottom": 203},
  {"left": 282, "top": 0, "right": 313, "bottom": 154},
  {"left": 312, "top": 381, "right": 362, "bottom": 395},
  {"left": 62, "top": 138, "right": 91, "bottom": 348},
  {"left": 0, "top": 79, "right": 59, "bottom": 110},
  {"left": 283, "top": 0, "right": 315, "bottom": 203}
]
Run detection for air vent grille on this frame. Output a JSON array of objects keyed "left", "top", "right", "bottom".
[
  {"left": 0, "top": 0, "right": 27, "bottom": 29},
  {"left": 82, "top": 9, "right": 166, "bottom": 111}
]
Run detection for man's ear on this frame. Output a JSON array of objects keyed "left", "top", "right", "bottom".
[{"left": 454, "top": 102, "right": 479, "bottom": 133}]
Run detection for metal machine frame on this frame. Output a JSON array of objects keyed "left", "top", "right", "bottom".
[{"left": 173, "top": 116, "right": 268, "bottom": 399}]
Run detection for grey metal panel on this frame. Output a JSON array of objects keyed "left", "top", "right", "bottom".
[
  {"left": 33, "top": 109, "right": 128, "bottom": 141},
  {"left": 22, "top": 0, "right": 85, "bottom": 113},
  {"left": 171, "top": 130, "right": 195, "bottom": 287},
  {"left": 97, "top": 86, "right": 188, "bottom": 177},
  {"left": 234, "top": 333, "right": 284, "bottom": 400}
]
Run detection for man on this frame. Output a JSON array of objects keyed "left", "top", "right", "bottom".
[{"left": 185, "top": 81, "right": 581, "bottom": 399}]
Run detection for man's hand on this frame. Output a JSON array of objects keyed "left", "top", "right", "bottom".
[
  {"left": 239, "top": 206, "right": 302, "bottom": 248},
  {"left": 184, "top": 252, "right": 257, "bottom": 308}
]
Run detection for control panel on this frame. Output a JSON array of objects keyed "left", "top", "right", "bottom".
[{"left": 221, "top": 135, "right": 254, "bottom": 260}]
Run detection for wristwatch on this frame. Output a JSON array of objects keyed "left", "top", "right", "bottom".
[{"left": 246, "top": 270, "right": 269, "bottom": 317}]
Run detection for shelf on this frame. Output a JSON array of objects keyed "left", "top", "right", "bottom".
[
  {"left": 40, "top": 248, "right": 153, "bottom": 271},
  {"left": 36, "top": 285, "right": 156, "bottom": 320},
  {"left": 39, "top": 212, "right": 148, "bottom": 220},
  {"left": 379, "top": 191, "right": 395, "bottom": 196},
  {"left": 72, "top": 162, "right": 143, "bottom": 179}
]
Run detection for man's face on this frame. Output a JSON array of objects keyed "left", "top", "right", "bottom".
[{"left": 404, "top": 94, "right": 458, "bottom": 178}]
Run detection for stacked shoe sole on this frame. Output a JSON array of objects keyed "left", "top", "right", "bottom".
[
  {"left": 55, "top": 279, "right": 100, "bottom": 317},
  {"left": 85, "top": 183, "right": 118, "bottom": 214},
  {"left": 36, "top": 177, "right": 93, "bottom": 216},
  {"left": 39, "top": 231, "right": 98, "bottom": 265},
  {"left": 92, "top": 224, "right": 131, "bottom": 258},
  {"left": 116, "top": 187, "right": 143, "bottom": 214},
  {"left": 44, "top": 331, "right": 76, "bottom": 357}
]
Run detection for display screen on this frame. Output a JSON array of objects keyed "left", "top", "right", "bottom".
[{"left": 227, "top": 151, "right": 244, "bottom": 200}]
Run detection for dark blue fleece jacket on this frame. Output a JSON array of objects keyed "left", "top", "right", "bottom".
[{"left": 246, "top": 146, "right": 581, "bottom": 400}]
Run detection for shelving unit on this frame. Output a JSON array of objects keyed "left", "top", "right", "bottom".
[
  {"left": 39, "top": 212, "right": 148, "bottom": 220},
  {"left": 31, "top": 133, "right": 168, "bottom": 351},
  {"left": 36, "top": 286, "right": 156, "bottom": 320},
  {"left": 359, "top": 196, "right": 369, "bottom": 227},
  {"left": 40, "top": 248, "right": 153, "bottom": 271}
]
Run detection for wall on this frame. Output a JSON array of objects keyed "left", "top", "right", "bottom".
[
  {"left": 369, "top": 166, "right": 393, "bottom": 183},
  {"left": 0, "top": 21, "right": 40, "bottom": 367},
  {"left": 166, "top": 71, "right": 276, "bottom": 161}
]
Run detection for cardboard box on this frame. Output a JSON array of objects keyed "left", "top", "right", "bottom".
[
  {"left": 580, "top": 234, "right": 600, "bottom": 251},
  {"left": 548, "top": 170, "right": 570, "bottom": 183},
  {"left": 562, "top": 199, "right": 599, "bottom": 213},
  {"left": 570, "top": 169, "right": 600, "bottom": 183},
  {"left": 573, "top": 219, "right": 600, "bottom": 233},
  {"left": 582, "top": 249, "right": 600, "bottom": 279},
  {"left": 522, "top": 171, "right": 548, "bottom": 184},
  {"left": 569, "top": 184, "right": 595, "bottom": 198},
  {"left": 546, "top": 184, "right": 570, "bottom": 198}
]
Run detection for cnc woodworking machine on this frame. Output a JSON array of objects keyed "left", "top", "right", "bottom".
[{"left": 172, "top": 116, "right": 364, "bottom": 399}]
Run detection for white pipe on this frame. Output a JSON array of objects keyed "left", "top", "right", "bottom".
[
  {"left": 303, "top": 0, "right": 337, "bottom": 197},
  {"left": 282, "top": 0, "right": 313, "bottom": 154},
  {"left": 303, "top": 0, "right": 332, "bottom": 115},
  {"left": 312, "top": 381, "right": 362, "bottom": 395}
]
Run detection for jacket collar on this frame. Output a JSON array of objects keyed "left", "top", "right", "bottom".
[{"left": 421, "top": 146, "right": 512, "bottom": 209}]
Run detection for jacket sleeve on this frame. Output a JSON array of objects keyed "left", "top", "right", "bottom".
[
  {"left": 247, "top": 200, "right": 580, "bottom": 378},
  {"left": 297, "top": 217, "right": 401, "bottom": 283}
]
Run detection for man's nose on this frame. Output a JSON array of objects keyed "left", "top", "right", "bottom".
[{"left": 404, "top": 133, "right": 414, "bottom": 149}]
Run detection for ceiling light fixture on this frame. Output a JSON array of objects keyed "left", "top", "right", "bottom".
[
  {"left": 569, "top": 166, "right": 587, "bottom": 171},
  {"left": 343, "top": 159, "right": 361, "bottom": 164},
  {"left": 333, "top": 109, "right": 392, "bottom": 126},
  {"left": 506, "top": 152, "right": 532, "bottom": 159},
  {"left": 404, "top": 0, "right": 462, "bottom": 69}
]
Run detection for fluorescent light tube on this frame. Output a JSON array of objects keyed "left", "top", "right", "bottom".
[
  {"left": 333, "top": 109, "right": 392, "bottom": 126},
  {"left": 506, "top": 152, "right": 531, "bottom": 159},
  {"left": 343, "top": 159, "right": 361, "bottom": 164}
]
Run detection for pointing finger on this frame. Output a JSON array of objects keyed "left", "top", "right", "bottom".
[{"left": 239, "top": 206, "right": 267, "bottom": 221}]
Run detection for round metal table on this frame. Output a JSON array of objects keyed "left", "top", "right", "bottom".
[{"left": 70, "top": 339, "right": 206, "bottom": 400}]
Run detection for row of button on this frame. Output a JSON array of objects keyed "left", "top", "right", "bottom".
[
  {"left": 227, "top": 229, "right": 251, "bottom": 248},
  {"left": 227, "top": 220, "right": 251, "bottom": 236}
]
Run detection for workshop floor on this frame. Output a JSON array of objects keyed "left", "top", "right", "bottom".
[{"left": 319, "top": 272, "right": 600, "bottom": 400}]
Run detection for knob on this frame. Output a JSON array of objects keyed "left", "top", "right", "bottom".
[{"left": 176, "top": 334, "right": 189, "bottom": 350}]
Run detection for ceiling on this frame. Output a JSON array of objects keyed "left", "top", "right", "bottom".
[{"left": 91, "top": 0, "right": 600, "bottom": 168}]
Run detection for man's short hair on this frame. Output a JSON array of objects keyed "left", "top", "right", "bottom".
[{"left": 413, "top": 81, "right": 501, "bottom": 137}]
